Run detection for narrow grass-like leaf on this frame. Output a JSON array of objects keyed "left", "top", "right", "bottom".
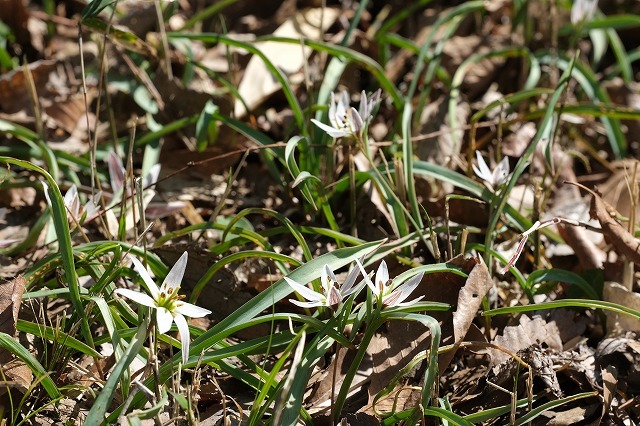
[
  {"left": 514, "top": 392, "right": 598, "bottom": 425},
  {"left": 85, "top": 321, "right": 148, "bottom": 426},
  {"left": 250, "top": 328, "right": 306, "bottom": 424},
  {"left": 605, "top": 28, "right": 632, "bottom": 82},
  {"left": 538, "top": 53, "right": 626, "bottom": 158},
  {"left": 526, "top": 269, "right": 599, "bottom": 299},
  {"left": 0, "top": 332, "right": 61, "bottom": 399},
  {"left": 484, "top": 299, "right": 640, "bottom": 319},
  {"left": 16, "top": 320, "right": 100, "bottom": 358},
  {"left": 168, "top": 33, "right": 305, "bottom": 131},
  {"left": 222, "top": 207, "right": 313, "bottom": 262},
  {"left": 0, "top": 157, "right": 92, "bottom": 346}
]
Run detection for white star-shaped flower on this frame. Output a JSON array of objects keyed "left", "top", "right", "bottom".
[
  {"left": 42, "top": 182, "right": 101, "bottom": 225},
  {"left": 284, "top": 263, "right": 363, "bottom": 308},
  {"left": 472, "top": 151, "right": 510, "bottom": 190},
  {"left": 115, "top": 251, "right": 211, "bottom": 365},
  {"left": 311, "top": 90, "right": 381, "bottom": 139},
  {"left": 356, "top": 260, "right": 424, "bottom": 308}
]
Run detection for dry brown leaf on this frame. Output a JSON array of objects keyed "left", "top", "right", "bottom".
[
  {"left": 490, "top": 315, "right": 562, "bottom": 367},
  {"left": 364, "top": 320, "right": 429, "bottom": 413},
  {"left": 558, "top": 224, "right": 604, "bottom": 270},
  {"left": 1, "top": 357, "right": 33, "bottom": 394},
  {"left": 599, "top": 160, "right": 640, "bottom": 223},
  {"left": 601, "top": 365, "right": 617, "bottom": 421},
  {"left": 0, "top": 275, "right": 25, "bottom": 340},
  {"left": 589, "top": 189, "right": 640, "bottom": 265},
  {"left": 602, "top": 282, "right": 640, "bottom": 334},
  {"left": 234, "top": 7, "right": 339, "bottom": 116},
  {"left": 537, "top": 405, "right": 598, "bottom": 425},
  {"left": 453, "top": 258, "right": 493, "bottom": 342}
]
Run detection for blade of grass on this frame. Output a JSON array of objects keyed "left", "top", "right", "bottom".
[
  {"left": 0, "top": 332, "right": 61, "bottom": 399},
  {"left": 0, "top": 157, "right": 93, "bottom": 346}
]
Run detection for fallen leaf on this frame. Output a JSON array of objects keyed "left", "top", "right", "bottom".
[
  {"left": 234, "top": 7, "right": 339, "bottom": 116},
  {"left": 589, "top": 189, "right": 640, "bottom": 265},
  {"left": 602, "top": 282, "right": 640, "bottom": 334},
  {"left": 490, "top": 315, "right": 562, "bottom": 368},
  {"left": 1, "top": 357, "right": 32, "bottom": 393},
  {"left": 0, "top": 275, "right": 26, "bottom": 340}
]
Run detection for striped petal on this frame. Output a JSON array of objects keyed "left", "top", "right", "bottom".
[
  {"left": 284, "top": 277, "right": 324, "bottom": 302},
  {"left": 161, "top": 251, "right": 188, "bottom": 291},
  {"left": 156, "top": 307, "right": 174, "bottom": 334},
  {"left": 176, "top": 302, "right": 211, "bottom": 318},
  {"left": 114, "top": 288, "right": 156, "bottom": 308},
  {"left": 130, "top": 256, "right": 160, "bottom": 299},
  {"left": 173, "top": 313, "right": 191, "bottom": 365}
]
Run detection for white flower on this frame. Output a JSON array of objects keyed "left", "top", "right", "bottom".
[
  {"left": 311, "top": 90, "right": 381, "bottom": 139},
  {"left": 42, "top": 181, "right": 101, "bottom": 225},
  {"left": 105, "top": 153, "right": 184, "bottom": 235},
  {"left": 284, "top": 263, "right": 363, "bottom": 308},
  {"left": 571, "top": 0, "right": 598, "bottom": 25},
  {"left": 115, "top": 251, "right": 212, "bottom": 365},
  {"left": 356, "top": 260, "right": 424, "bottom": 308},
  {"left": 472, "top": 151, "right": 510, "bottom": 190}
]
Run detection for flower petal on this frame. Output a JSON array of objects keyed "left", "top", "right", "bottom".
[
  {"left": 64, "top": 184, "right": 80, "bottom": 218},
  {"left": 394, "top": 296, "right": 425, "bottom": 307},
  {"left": 321, "top": 265, "right": 338, "bottom": 294},
  {"left": 327, "top": 285, "right": 342, "bottom": 307},
  {"left": 376, "top": 260, "right": 390, "bottom": 292},
  {"left": 284, "top": 277, "right": 324, "bottom": 302},
  {"left": 176, "top": 302, "right": 212, "bottom": 318},
  {"left": 473, "top": 151, "right": 491, "bottom": 181},
  {"left": 156, "top": 307, "right": 174, "bottom": 334},
  {"left": 350, "top": 107, "right": 364, "bottom": 133},
  {"left": 340, "top": 262, "right": 362, "bottom": 296},
  {"left": 355, "top": 259, "right": 378, "bottom": 295},
  {"left": 289, "top": 299, "right": 324, "bottom": 308},
  {"left": 310, "top": 119, "right": 348, "bottom": 138},
  {"left": 107, "top": 151, "right": 126, "bottom": 197},
  {"left": 114, "top": 288, "right": 156, "bottom": 307},
  {"left": 143, "top": 164, "right": 161, "bottom": 189},
  {"left": 130, "top": 256, "right": 160, "bottom": 299},
  {"left": 493, "top": 156, "right": 510, "bottom": 186},
  {"left": 161, "top": 251, "right": 188, "bottom": 291},
  {"left": 173, "top": 312, "right": 191, "bottom": 365},
  {"left": 391, "top": 272, "right": 424, "bottom": 305}
]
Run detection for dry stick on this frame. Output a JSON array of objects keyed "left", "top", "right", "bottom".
[
  {"left": 154, "top": 0, "right": 173, "bottom": 81},
  {"left": 22, "top": 62, "right": 44, "bottom": 140},
  {"left": 79, "top": 3, "right": 118, "bottom": 239},
  {"left": 120, "top": 51, "right": 165, "bottom": 110},
  {"left": 623, "top": 163, "right": 638, "bottom": 290},
  {"left": 330, "top": 342, "right": 340, "bottom": 426}
]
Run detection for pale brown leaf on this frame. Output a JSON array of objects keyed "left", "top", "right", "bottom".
[
  {"left": 0, "top": 275, "right": 25, "bottom": 338},
  {"left": 590, "top": 190, "right": 640, "bottom": 265}
]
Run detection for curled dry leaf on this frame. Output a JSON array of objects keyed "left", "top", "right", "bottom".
[
  {"left": 0, "top": 275, "right": 26, "bottom": 340},
  {"left": 589, "top": 189, "right": 640, "bottom": 265},
  {"left": 0, "top": 275, "right": 31, "bottom": 397},
  {"left": 603, "top": 282, "right": 640, "bottom": 334}
]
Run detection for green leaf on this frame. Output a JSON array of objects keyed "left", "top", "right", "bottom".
[
  {"left": 0, "top": 332, "right": 61, "bottom": 399},
  {"left": 85, "top": 322, "right": 148, "bottom": 426},
  {"left": 196, "top": 100, "right": 220, "bottom": 152},
  {"left": 81, "top": 0, "right": 116, "bottom": 19}
]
